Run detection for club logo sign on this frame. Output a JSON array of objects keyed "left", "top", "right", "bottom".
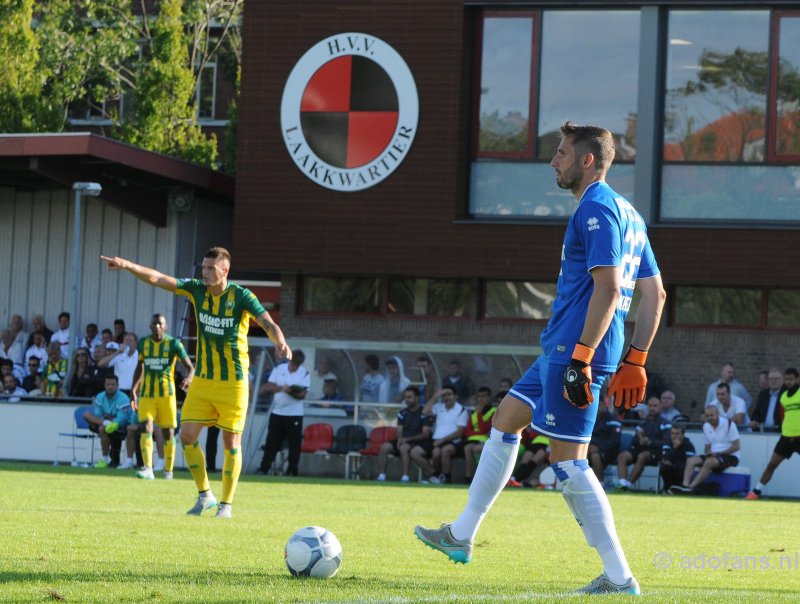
[{"left": 281, "top": 33, "right": 418, "bottom": 192}]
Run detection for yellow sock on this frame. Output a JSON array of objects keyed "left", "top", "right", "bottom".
[
  {"left": 140, "top": 432, "right": 153, "bottom": 468},
  {"left": 182, "top": 441, "right": 210, "bottom": 492},
  {"left": 164, "top": 437, "right": 176, "bottom": 473},
  {"left": 221, "top": 447, "right": 242, "bottom": 504}
]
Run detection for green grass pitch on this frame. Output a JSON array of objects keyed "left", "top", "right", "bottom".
[{"left": 1, "top": 462, "right": 798, "bottom": 602}]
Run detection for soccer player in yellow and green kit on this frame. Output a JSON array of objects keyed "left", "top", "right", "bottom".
[
  {"left": 132, "top": 313, "right": 195, "bottom": 481},
  {"left": 101, "top": 247, "right": 292, "bottom": 518}
]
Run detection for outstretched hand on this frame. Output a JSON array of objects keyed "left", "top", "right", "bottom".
[
  {"left": 276, "top": 341, "right": 293, "bottom": 362},
  {"left": 100, "top": 255, "right": 127, "bottom": 271}
]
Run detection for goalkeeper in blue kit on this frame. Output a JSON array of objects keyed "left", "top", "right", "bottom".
[{"left": 416, "top": 122, "right": 666, "bottom": 595}]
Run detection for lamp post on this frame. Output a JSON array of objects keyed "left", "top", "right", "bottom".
[{"left": 65, "top": 182, "right": 102, "bottom": 394}]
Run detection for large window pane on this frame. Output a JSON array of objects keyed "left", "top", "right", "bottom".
[
  {"left": 470, "top": 162, "right": 635, "bottom": 218},
  {"left": 674, "top": 286, "right": 761, "bottom": 326},
  {"left": 775, "top": 15, "right": 800, "bottom": 156},
  {"left": 477, "top": 15, "right": 534, "bottom": 156},
  {"left": 768, "top": 289, "right": 800, "bottom": 328},
  {"left": 388, "top": 278, "right": 470, "bottom": 317},
  {"left": 661, "top": 164, "right": 800, "bottom": 220},
  {"left": 664, "top": 11, "right": 769, "bottom": 162},
  {"left": 303, "top": 277, "right": 380, "bottom": 313},
  {"left": 537, "top": 11, "right": 640, "bottom": 161},
  {"left": 485, "top": 281, "right": 555, "bottom": 319}
]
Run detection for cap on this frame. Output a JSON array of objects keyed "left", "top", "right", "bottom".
[{"left": 106, "top": 342, "right": 120, "bottom": 351}]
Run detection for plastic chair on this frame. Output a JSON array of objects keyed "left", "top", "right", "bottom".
[
  {"left": 349, "top": 426, "right": 397, "bottom": 480},
  {"left": 327, "top": 424, "right": 368, "bottom": 479},
  {"left": 301, "top": 423, "right": 335, "bottom": 453},
  {"left": 54, "top": 406, "right": 98, "bottom": 467}
]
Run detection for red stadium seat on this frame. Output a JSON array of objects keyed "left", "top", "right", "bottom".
[
  {"left": 301, "top": 423, "right": 334, "bottom": 453},
  {"left": 359, "top": 426, "right": 397, "bottom": 456}
]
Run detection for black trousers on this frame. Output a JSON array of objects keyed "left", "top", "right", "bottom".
[{"left": 260, "top": 414, "right": 303, "bottom": 475}]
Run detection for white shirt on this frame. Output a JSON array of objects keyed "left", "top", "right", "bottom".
[
  {"left": 51, "top": 328, "right": 71, "bottom": 359},
  {"left": 109, "top": 349, "right": 139, "bottom": 390},
  {"left": 25, "top": 345, "right": 47, "bottom": 367},
  {"left": 703, "top": 417, "right": 740, "bottom": 458},
  {"left": 0, "top": 340, "right": 24, "bottom": 365},
  {"left": 708, "top": 396, "right": 750, "bottom": 427},
  {"left": 705, "top": 379, "right": 752, "bottom": 406},
  {"left": 268, "top": 363, "right": 311, "bottom": 416},
  {"left": 430, "top": 401, "right": 468, "bottom": 441}
]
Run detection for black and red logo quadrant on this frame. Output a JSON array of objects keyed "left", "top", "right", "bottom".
[{"left": 300, "top": 55, "right": 399, "bottom": 169}]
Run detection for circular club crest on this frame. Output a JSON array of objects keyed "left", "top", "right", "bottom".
[{"left": 281, "top": 33, "right": 418, "bottom": 192}]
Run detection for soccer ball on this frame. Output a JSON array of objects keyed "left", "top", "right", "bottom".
[{"left": 284, "top": 526, "right": 342, "bottom": 578}]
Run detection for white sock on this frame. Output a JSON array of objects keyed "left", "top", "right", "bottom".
[
  {"left": 556, "top": 460, "right": 632, "bottom": 585},
  {"left": 755, "top": 482, "right": 766, "bottom": 492},
  {"left": 450, "top": 428, "right": 519, "bottom": 542}
]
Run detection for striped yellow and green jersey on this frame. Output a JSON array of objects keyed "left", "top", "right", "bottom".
[
  {"left": 136, "top": 334, "right": 189, "bottom": 398},
  {"left": 44, "top": 358, "right": 67, "bottom": 396},
  {"left": 175, "top": 279, "right": 266, "bottom": 381}
]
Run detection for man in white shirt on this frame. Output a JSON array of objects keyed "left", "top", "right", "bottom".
[
  {"left": 412, "top": 385, "right": 468, "bottom": 483},
  {"left": 707, "top": 382, "right": 750, "bottom": 429},
  {"left": 308, "top": 356, "right": 336, "bottom": 400},
  {"left": 670, "top": 405, "right": 740, "bottom": 494},
  {"left": 257, "top": 350, "right": 311, "bottom": 476},
  {"left": 80, "top": 323, "right": 103, "bottom": 361},
  {"left": 0, "top": 329, "right": 24, "bottom": 367},
  {"left": 99, "top": 333, "right": 139, "bottom": 395},
  {"left": 704, "top": 362, "right": 752, "bottom": 407},
  {"left": 50, "top": 312, "right": 72, "bottom": 359}
]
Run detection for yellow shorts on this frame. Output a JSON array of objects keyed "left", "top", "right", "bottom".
[
  {"left": 181, "top": 376, "right": 249, "bottom": 433},
  {"left": 137, "top": 395, "right": 178, "bottom": 428}
]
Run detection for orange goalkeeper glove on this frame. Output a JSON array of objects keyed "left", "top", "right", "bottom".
[
  {"left": 608, "top": 346, "right": 649, "bottom": 410},
  {"left": 563, "top": 342, "right": 595, "bottom": 409}
]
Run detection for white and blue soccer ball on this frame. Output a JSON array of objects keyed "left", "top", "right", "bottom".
[{"left": 284, "top": 526, "right": 342, "bottom": 578}]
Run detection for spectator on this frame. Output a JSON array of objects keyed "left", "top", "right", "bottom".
[
  {"left": 414, "top": 356, "right": 438, "bottom": 404},
  {"left": 113, "top": 319, "right": 126, "bottom": 344},
  {"left": 705, "top": 362, "right": 752, "bottom": 407},
  {"left": 83, "top": 375, "right": 133, "bottom": 468},
  {"left": 66, "top": 347, "right": 95, "bottom": 397},
  {"left": 101, "top": 328, "right": 113, "bottom": 347},
  {"left": 441, "top": 359, "right": 475, "bottom": 406},
  {"left": 0, "top": 328, "right": 24, "bottom": 367},
  {"left": 615, "top": 397, "right": 671, "bottom": 491},
  {"left": 659, "top": 425, "right": 695, "bottom": 492},
  {"left": 746, "top": 368, "right": 800, "bottom": 499},
  {"left": 1, "top": 374, "right": 27, "bottom": 401},
  {"left": 43, "top": 341, "right": 67, "bottom": 397},
  {"left": 316, "top": 378, "right": 352, "bottom": 416},
  {"left": 308, "top": 356, "right": 336, "bottom": 401},
  {"left": 508, "top": 427, "right": 550, "bottom": 488},
  {"left": 26, "top": 314, "right": 52, "bottom": 349},
  {"left": 462, "top": 387, "right": 496, "bottom": 484},
  {"left": 21, "top": 356, "right": 42, "bottom": 392},
  {"left": 499, "top": 377, "right": 513, "bottom": 392},
  {"left": 750, "top": 368, "right": 784, "bottom": 431},
  {"left": 670, "top": 405, "right": 740, "bottom": 494},
  {"left": 707, "top": 382, "right": 750, "bottom": 430},
  {"left": 413, "top": 385, "right": 468, "bottom": 484},
  {"left": 80, "top": 323, "right": 103, "bottom": 361},
  {"left": 359, "top": 354, "right": 384, "bottom": 403},
  {"left": 9, "top": 314, "right": 28, "bottom": 352},
  {"left": 379, "top": 356, "right": 410, "bottom": 404},
  {"left": 757, "top": 370, "right": 770, "bottom": 392},
  {"left": 99, "top": 332, "right": 139, "bottom": 398},
  {"left": 51, "top": 312, "right": 71, "bottom": 359},
  {"left": 658, "top": 390, "right": 684, "bottom": 423},
  {"left": 376, "top": 386, "right": 432, "bottom": 482},
  {"left": 257, "top": 350, "right": 310, "bottom": 476},
  {"left": 24, "top": 331, "right": 48, "bottom": 368},
  {"left": 587, "top": 401, "right": 622, "bottom": 483},
  {"left": 90, "top": 343, "right": 116, "bottom": 394}
]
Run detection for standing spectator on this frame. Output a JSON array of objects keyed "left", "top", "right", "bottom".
[
  {"left": 670, "top": 406, "right": 740, "bottom": 494},
  {"left": 462, "top": 387, "right": 496, "bottom": 484},
  {"left": 43, "top": 341, "right": 67, "bottom": 397},
  {"left": 101, "top": 328, "right": 113, "bottom": 347},
  {"left": 26, "top": 315, "right": 52, "bottom": 349},
  {"left": 83, "top": 375, "right": 133, "bottom": 468},
  {"left": 441, "top": 360, "right": 475, "bottom": 406},
  {"left": 51, "top": 312, "right": 71, "bottom": 359},
  {"left": 707, "top": 382, "right": 750, "bottom": 429},
  {"left": 704, "top": 362, "right": 752, "bottom": 407},
  {"left": 587, "top": 401, "right": 622, "bottom": 483},
  {"left": 659, "top": 425, "right": 695, "bottom": 492},
  {"left": 308, "top": 356, "right": 336, "bottom": 400},
  {"left": 80, "top": 323, "right": 103, "bottom": 361},
  {"left": 0, "top": 328, "right": 24, "bottom": 367},
  {"left": 24, "top": 331, "right": 48, "bottom": 367},
  {"left": 756, "top": 370, "right": 770, "bottom": 392},
  {"left": 360, "top": 354, "right": 384, "bottom": 403},
  {"left": 21, "top": 356, "right": 42, "bottom": 392},
  {"left": 379, "top": 356, "right": 410, "bottom": 404},
  {"left": 746, "top": 367, "right": 800, "bottom": 499},
  {"left": 90, "top": 343, "right": 116, "bottom": 394},
  {"left": 615, "top": 397, "right": 671, "bottom": 490},
  {"left": 67, "top": 347, "right": 96, "bottom": 398},
  {"left": 658, "top": 390, "right": 683, "bottom": 422},
  {"left": 113, "top": 319, "right": 126, "bottom": 344},
  {"left": 750, "top": 368, "right": 784, "bottom": 432},
  {"left": 376, "top": 386, "right": 431, "bottom": 482},
  {"left": 414, "top": 356, "right": 438, "bottom": 404},
  {"left": 257, "top": 350, "right": 310, "bottom": 476},
  {"left": 9, "top": 314, "right": 28, "bottom": 352},
  {"left": 99, "top": 333, "right": 139, "bottom": 397},
  {"left": 413, "top": 385, "right": 468, "bottom": 484}
]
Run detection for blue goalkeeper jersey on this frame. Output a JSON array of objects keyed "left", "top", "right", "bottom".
[{"left": 540, "top": 181, "right": 659, "bottom": 371}]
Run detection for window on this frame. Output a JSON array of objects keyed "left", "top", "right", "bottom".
[
  {"left": 302, "top": 277, "right": 380, "bottom": 313},
  {"left": 470, "top": 10, "right": 640, "bottom": 219},
  {"left": 768, "top": 12, "right": 800, "bottom": 160},
  {"left": 196, "top": 61, "right": 217, "bottom": 120},
  {"left": 767, "top": 289, "right": 800, "bottom": 328},
  {"left": 673, "top": 286, "right": 761, "bottom": 327},
  {"left": 388, "top": 278, "right": 470, "bottom": 317},
  {"left": 484, "top": 281, "right": 555, "bottom": 320}
]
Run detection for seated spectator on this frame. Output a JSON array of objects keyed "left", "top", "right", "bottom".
[
  {"left": 747, "top": 368, "right": 800, "bottom": 499},
  {"left": 101, "top": 328, "right": 113, "bottom": 347},
  {"left": 9, "top": 314, "right": 28, "bottom": 352},
  {"left": 83, "top": 375, "right": 133, "bottom": 468},
  {"left": 441, "top": 359, "right": 475, "bottom": 406},
  {"left": 359, "top": 354, "right": 384, "bottom": 403},
  {"left": 308, "top": 356, "right": 336, "bottom": 400},
  {"left": 0, "top": 328, "right": 24, "bottom": 367},
  {"left": 411, "top": 385, "right": 468, "bottom": 484},
  {"left": 315, "top": 378, "right": 353, "bottom": 416},
  {"left": 43, "top": 341, "right": 67, "bottom": 398},
  {"left": 499, "top": 377, "right": 513, "bottom": 392},
  {"left": 658, "top": 390, "right": 684, "bottom": 422},
  {"left": 1, "top": 374, "right": 27, "bottom": 401},
  {"left": 51, "top": 311, "right": 71, "bottom": 359},
  {"left": 462, "top": 387, "right": 496, "bottom": 484},
  {"left": 750, "top": 368, "right": 784, "bottom": 432},
  {"left": 0, "top": 359, "right": 18, "bottom": 386},
  {"left": 707, "top": 382, "right": 750, "bottom": 430},
  {"left": 588, "top": 401, "right": 622, "bottom": 483},
  {"left": 659, "top": 425, "right": 695, "bottom": 492},
  {"left": 21, "top": 356, "right": 42, "bottom": 392},
  {"left": 376, "top": 386, "right": 431, "bottom": 482},
  {"left": 113, "top": 318, "right": 126, "bottom": 344},
  {"left": 670, "top": 405, "right": 740, "bottom": 494},
  {"left": 26, "top": 314, "right": 52, "bottom": 349},
  {"left": 379, "top": 356, "right": 411, "bottom": 404},
  {"left": 90, "top": 343, "right": 116, "bottom": 394},
  {"left": 508, "top": 427, "right": 550, "bottom": 488},
  {"left": 705, "top": 362, "right": 752, "bottom": 407},
  {"left": 616, "top": 397, "right": 671, "bottom": 490},
  {"left": 67, "top": 347, "right": 96, "bottom": 397},
  {"left": 24, "top": 331, "right": 48, "bottom": 368},
  {"left": 80, "top": 323, "right": 103, "bottom": 362}
]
